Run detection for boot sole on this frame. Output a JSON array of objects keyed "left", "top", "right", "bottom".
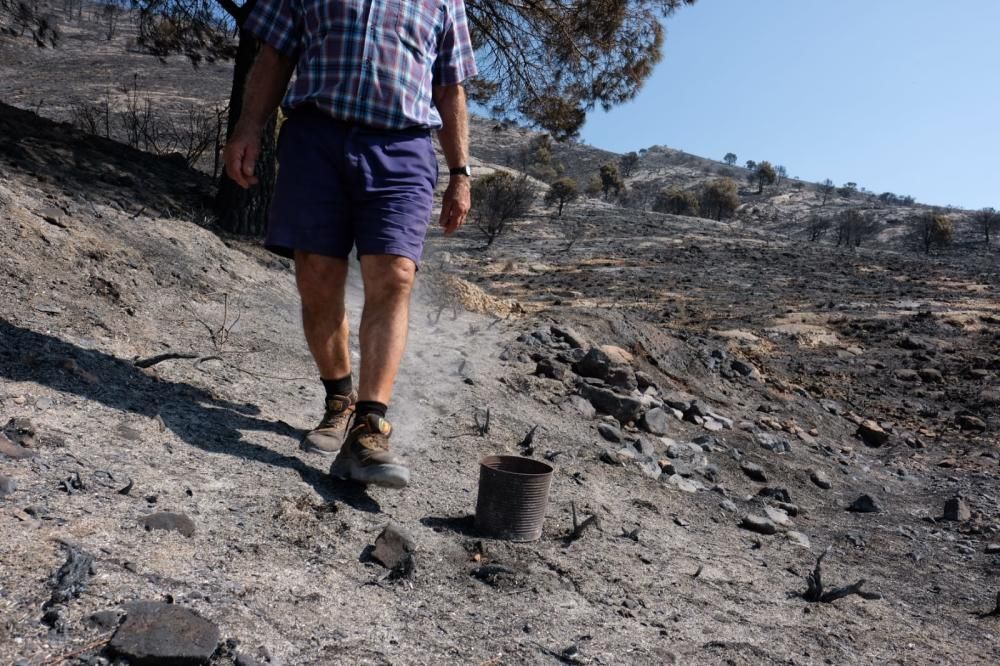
[
  {"left": 330, "top": 459, "right": 410, "bottom": 489},
  {"left": 299, "top": 438, "right": 340, "bottom": 456}
]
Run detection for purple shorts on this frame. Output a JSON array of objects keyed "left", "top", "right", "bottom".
[{"left": 267, "top": 106, "right": 438, "bottom": 265}]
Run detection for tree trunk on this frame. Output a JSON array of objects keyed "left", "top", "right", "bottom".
[{"left": 215, "top": 12, "right": 276, "bottom": 237}]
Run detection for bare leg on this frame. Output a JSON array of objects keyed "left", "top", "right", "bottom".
[
  {"left": 294, "top": 251, "right": 351, "bottom": 380},
  {"left": 357, "top": 254, "right": 417, "bottom": 405}
]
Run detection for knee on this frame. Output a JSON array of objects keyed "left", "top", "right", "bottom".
[
  {"left": 366, "top": 259, "right": 416, "bottom": 300},
  {"left": 295, "top": 254, "right": 347, "bottom": 316}
]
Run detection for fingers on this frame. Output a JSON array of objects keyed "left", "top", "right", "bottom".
[
  {"left": 242, "top": 142, "right": 260, "bottom": 186},
  {"left": 440, "top": 185, "right": 470, "bottom": 236},
  {"left": 223, "top": 134, "right": 260, "bottom": 190},
  {"left": 438, "top": 199, "right": 453, "bottom": 232}
]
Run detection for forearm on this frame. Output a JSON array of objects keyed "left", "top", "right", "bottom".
[
  {"left": 433, "top": 84, "right": 469, "bottom": 169},
  {"left": 239, "top": 45, "right": 296, "bottom": 132}
]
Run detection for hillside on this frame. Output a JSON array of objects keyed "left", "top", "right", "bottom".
[{"left": 2, "top": 8, "right": 1000, "bottom": 666}]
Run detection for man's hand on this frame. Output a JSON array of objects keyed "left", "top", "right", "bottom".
[
  {"left": 439, "top": 177, "right": 471, "bottom": 235},
  {"left": 223, "top": 123, "right": 263, "bottom": 189}
]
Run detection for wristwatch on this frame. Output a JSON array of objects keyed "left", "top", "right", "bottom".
[{"left": 449, "top": 165, "right": 472, "bottom": 177}]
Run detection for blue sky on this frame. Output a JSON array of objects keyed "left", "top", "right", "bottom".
[{"left": 579, "top": 0, "right": 1000, "bottom": 210}]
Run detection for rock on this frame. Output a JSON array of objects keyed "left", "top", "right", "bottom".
[
  {"left": 0, "top": 433, "right": 36, "bottom": 460},
  {"left": 819, "top": 399, "right": 843, "bottom": 415},
  {"left": 847, "top": 494, "right": 882, "bottom": 514},
  {"left": 809, "top": 469, "right": 832, "bottom": 490},
  {"left": 632, "top": 456, "right": 662, "bottom": 481},
  {"left": 757, "top": 487, "right": 792, "bottom": 504},
  {"left": 898, "top": 335, "right": 928, "bottom": 350},
  {"left": 534, "top": 358, "right": 568, "bottom": 381},
  {"left": 0, "top": 474, "right": 16, "bottom": 498},
  {"left": 664, "top": 440, "right": 701, "bottom": 460},
  {"left": 604, "top": 364, "right": 638, "bottom": 391},
  {"left": 755, "top": 432, "right": 791, "bottom": 453},
  {"left": 578, "top": 384, "right": 644, "bottom": 424},
  {"left": 140, "top": 512, "right": 196, "bottom": 538},
  {"left": 740, "top": 514, "right": 778, "bottom": 535},
  {"left": 372, "top": 523, "right": 416, "bottom": 571},
  {"left": 956, "top": 414, "right": 987, "bottom": 432},
  {"left": 786, "top": 531, "right": 811, "bottom": 549},
  {"left": 942, "top": 496, "right": 971, "bottom": 522},
  {"left": 597, "top": 422, "right": 623, "bottom": 443},
  {"left": 764, "top": 506, "right": 791, "bottom": 527},
  {"left": 573, "top": 347, "right": 612, "bottom": 380},
  {"left": 550, "top": 325, "right": 586, "bottom": 349},
  {"left": 704, "top": 412, "right": 733, "bottom": 429},
  {"left": 739, "top": 462, "right": 767, "bottom": 483},
  {"left": 730, "top": 359, "right": 757, "bottom": 377},
  {"left": 661, "top": 391, "right": 695, "bottom": 413},
  {"left": 599, "top": 345, "right": 633, "bottom": 366},
  {"left": 666, "top": 474, "right": 701, "bottom": 493},
  {"left": 986, "top": 544, "right": 1000, "bottom": 555},
  {"left": 918, "top": 368, "right": 943, "bottom": 383},
  {"left": 565, "top": 395, "right": 596, "bottom": 420},
  {"left": 600, "top": 448, "right": 625, "bottom": 465},
  {"left": 894, "top": 368, "right": 920, "bottom": 382},
  {"left": 87, "top": 610, "right": 124, "bottom": 631},
  {"left": 110, "top": 601, "right": 219, "bottom": 665},
  {"left": 702, "top": 418, "right": 724, "bottom": 432},
  {"left": 640, "top": 408, "right": 671, "bottom": 436},
  {"left": 658, "top": 459, "right": 675, "bottom": 475},
  {"left": 856, "top": 420, "right": 890, "bottom": 447},
  {"left": 631, "top": 436, "right": 657, "bottom": 457},
  {"left": 635, "top": 371, "right": 655, "bottom": 391},
  {"left": 719, "top": 499, "right": 739, "bottom": 513}
]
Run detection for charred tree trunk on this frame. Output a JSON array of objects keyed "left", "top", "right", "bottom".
[{"left": 215, "top": 0, "right": 276, "bottom": 237}]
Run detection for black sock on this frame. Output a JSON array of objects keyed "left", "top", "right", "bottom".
[
  {"left": 321, "top": 374, "right": 353, "bottom": 399},
  {"left": 355, "top": 400, "right": 388, "bottom": 421}
]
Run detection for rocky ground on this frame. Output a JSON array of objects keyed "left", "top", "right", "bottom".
[
  {"left": 2, "top": 99, "right": 1000, "bottom": 665},
  {"left": 2, "top": 13, "right": 1000, "bottom": 663}
]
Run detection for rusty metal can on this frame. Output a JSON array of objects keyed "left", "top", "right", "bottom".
[{"left": 475, "top": 455, "right": 553, "bottom": 542}]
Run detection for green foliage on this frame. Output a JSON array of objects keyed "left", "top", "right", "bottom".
[
  {"left": 745, "top": 160, "right": 757, "bottom": 172},
  {"left": 469, "top": 0, "right": 698, "bottom": 138},
  {"left": 839, "top": 182, "right": 858, "bottom": 198},
  {"left": 544, "top": 177, "right": 579, "bottom": 216},
  {"left": 620, "top": 151, "right": 640, "bottom": 178},
  {"left": 599, "top": 162, "right": 623, "bottom": 201},
  {"left": 519, "top": 134, "right": 560, "bottom": 182},
  {"left": 700, "top": 178, "right": 740, "bottom": 221},
  {"left": 916, "top": 213, "right": 953, "bottom": 253},
  {"left": 585, "top": 175, "right": 603, "bottom": 198},
  {"left": 471, "top": 171, "right": 536, "bottom": 247},
  {"left": 653, "top": 187, "right": 699, "bottom": 217},
  {"left": 754, "top": 161, "right": 777, "bottom": 194},
  {"left": 724, "top": 152, "right": 737, "bottom": 166}
]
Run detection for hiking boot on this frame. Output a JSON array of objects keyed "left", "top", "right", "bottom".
[
  {"left": 300, "top": 391, "right": 358, "bottom": 455},
  {"left": 329, "top": 413, "right": 410, "bottom": 488}
]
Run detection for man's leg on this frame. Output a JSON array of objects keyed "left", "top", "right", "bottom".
[
  {"left": 295, "top": 251, "right": 356, "bottom": 454},
  {"left": 357, "top": 254, "right": 417, "bottom": 404},
  {"left": 295, "top": 251, "right": 351, "bottom": 379},
  {"left": 328, "top": 253, "right": 415, "bottom": 488}
]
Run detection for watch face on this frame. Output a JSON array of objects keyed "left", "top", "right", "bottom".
[{"left": 451, "top": 166, "right": 472, "bottom": 177}]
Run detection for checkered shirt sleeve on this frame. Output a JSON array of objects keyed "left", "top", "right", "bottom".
[
  {"left": 243, "top": 0, "right": 304, "bottom": 60},
  {"left": 432, "top": 0, "right": 478, "bottom": 86}
]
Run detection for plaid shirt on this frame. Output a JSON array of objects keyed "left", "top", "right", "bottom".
[{"left": 245, "top": 0, "right": 478, "bottom": 130}]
